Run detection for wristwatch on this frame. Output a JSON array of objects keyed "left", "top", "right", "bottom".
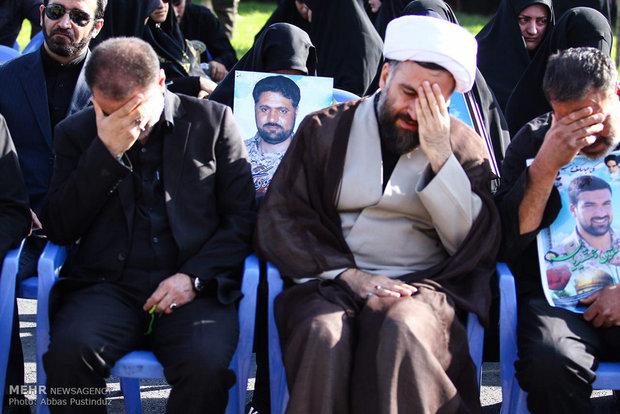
[{"left": 190, "top": 276, "right": 205, "bottom": 294}]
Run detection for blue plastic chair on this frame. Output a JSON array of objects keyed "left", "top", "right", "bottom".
[
  {"left": 22, "top": 31, "right": 44, "bottom": 55},
  {"left": 497, "top": 262, "right": 620, "bottom": 414},
  {"left": 0, "top": 45, "right": 20, "bottom": 63},
  {"left": 333, "top": 88, "right": 360, "bottom": 104},
  {"left": 37, "top": 242, "right": 259, "bottom": 414},
  {"left": 0, "top": 240, "right": 26, "bottom": 411},
  {"left": 266, "top": 264, "right": 485, "bottom": 414},
  {"left": 0, "top": 240, "right": 48, "bottom": 413}
]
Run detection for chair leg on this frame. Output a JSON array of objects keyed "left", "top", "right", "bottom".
[
  {"left": 120, "top": 377, "right": 143, "bottom": 414},
  {"left": 266, "top": 265, "right": 288, "bottom": 414}
]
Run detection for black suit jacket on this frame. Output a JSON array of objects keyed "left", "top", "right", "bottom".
[
  {"left": 41, "top": 91, "right": 256, "bottom": 304},
  {"left": 0, "top": 49, "right": 91, "bottom": 215},
  {"left": 0, "top": 114, "right": 31, "bottom": 261}
]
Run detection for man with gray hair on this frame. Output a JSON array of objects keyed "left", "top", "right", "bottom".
[
  {"left": 40, "top": 37, "right": 256, "bottom": 412},
  {"left": 255, "top": 16, "right": 500, "bottom": 413},
  {"left": 496, "top": 47, "right": 620, "bottom": 413}
]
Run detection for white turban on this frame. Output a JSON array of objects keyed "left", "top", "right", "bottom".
[{"left": 383, "top": 15, "right": 478, "bottom": 93}]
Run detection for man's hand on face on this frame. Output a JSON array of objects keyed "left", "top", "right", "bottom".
[
  {"left": 415, "top": 81, "right": 452, "bottom": 173},
  {"left": 581, "top": 285, "right": 620, "bottom": 328},
  {"left": 338, "top": 268, "right": 417, "bottom": 300},
  {"left": 534, "top": 107, "right": 605, "bottom": 175},
  {"left": 143, "top": 273, "right": 197, "bottom": 314},
  {"left": 92, "top": 95, "right": 148, "bottom": 159}
]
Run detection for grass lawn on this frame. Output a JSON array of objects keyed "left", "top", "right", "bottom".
[{"left": 15, "top": 2, "right": 617, "bottom": 64}]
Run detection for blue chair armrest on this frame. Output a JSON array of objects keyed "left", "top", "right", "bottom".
[
  {"left": 226, "top": 254, "right": 260, "bottom": 414},
  {"left": 0, "top": 240, "right": 25, "bottom": 410},
  {"left": 266, "top": 263, "right": 287, "bottom": 414},
  {"left": 498, "top": 262, "right": 520, "bottom": 411},
  {"left": 467, "top": 312, "right": 484, "bottom": 389},
  {"left": 35, "top": 242, "right": 67, "bottom": 413}
]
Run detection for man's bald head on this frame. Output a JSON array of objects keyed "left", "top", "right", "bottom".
[{"left": 85, "top": 37, "right": 161, "bottom": 101}]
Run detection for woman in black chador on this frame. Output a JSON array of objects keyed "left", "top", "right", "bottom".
[
  {"left": 402, "top": 0, "right": 512, "bottom": 166},
  {"left": 209, "top": 23, "right": 316, "bottom": 109},
  {"left": 143, "top": 0, "right": 214, "bottom": 97},
  {"left": 299, "top": 0, "right": 383, "bottom": 97},
  {"left": 476, "top": 0, "right": 554, "bottom": 111},
  {"left": 504, "top": 7, "right": 613, "bottom": 137}
]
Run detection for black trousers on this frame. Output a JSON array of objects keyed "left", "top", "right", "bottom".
[
  {"left": 515, "top": 294, "right": 620, "bottom": 414},
  {"left": 43, "top": 282, "right": 238, "bottom": 414}
]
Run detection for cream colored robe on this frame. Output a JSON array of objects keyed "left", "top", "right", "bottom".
[{"left": 300, "top": 93, "right": 482, "bottom": 282}]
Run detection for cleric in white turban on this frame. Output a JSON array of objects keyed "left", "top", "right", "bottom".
[{"left": 254, "top": 12, "right": 498, "bottom": 414}]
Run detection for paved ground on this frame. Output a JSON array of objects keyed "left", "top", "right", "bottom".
[{"left": 15, "top": 298, "right": 619, "bottom": 413}]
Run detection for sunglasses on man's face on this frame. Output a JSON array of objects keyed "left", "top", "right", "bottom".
[{"left": 44, "top": 4, "right": 93, "bottom": 27}]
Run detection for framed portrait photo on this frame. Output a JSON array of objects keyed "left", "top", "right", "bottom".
[{"left": 233, "top": 70, "right": 333, "bottom": 194}]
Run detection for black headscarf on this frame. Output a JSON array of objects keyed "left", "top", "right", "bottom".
[
  {"left": 504, "top": 7, "right": 613, "bottom": 136},
  {"left": 209, "top": 23, "right": 317, "bottom": 108},
  {"left": 255, "top": 0, "right": 311, "bottom": 39},
  {"left": 374, "top": 0, "right": 412, "bottom": 39},
  {"left": 143, "top": 3, "right": 206, "bottom": 95},
  {"left": 301, "top": 0, "right": 383, "bottom": 97},
  {"left": 91, "top": 0, "right": 160, "bottom": 47},
  {"left": 476, "top": 0, "right": 555, "bottom": 111},
  {"left": 553, "top": 0, "right": 616, "bottom": 27},
  {"left": 402, "top": 0, "right": 512, "bottom": 166}
]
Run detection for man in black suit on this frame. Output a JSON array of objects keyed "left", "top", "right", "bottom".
[
  {"left": 41, "top": 37, "right": 256, "bottom": 413},
  {"left": 0, "top": 0, "right": 105, "bottom": 275},
  {"left": 0, "top": 2, "right": 104, "bottom": 408}
]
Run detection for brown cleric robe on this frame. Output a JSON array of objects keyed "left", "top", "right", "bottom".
[{"left": 255, "top": 95, "right": 501, "bottom": 414}]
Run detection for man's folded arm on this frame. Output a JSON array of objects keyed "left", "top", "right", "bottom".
[{"left": 42, "top": 117, "right": 132, "bottom": 245}]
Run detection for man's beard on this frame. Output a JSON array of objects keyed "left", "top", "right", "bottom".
[
  {"left": 43, "top": 24, "right": 93, "bottom": 58},
  {"left": 257, "top": 123, "right": 293, "bottom": 145},
  {"left": 582, "top": 216, "right": 611, "bottom": 237},
  {"left": 377, "top": 89, "right": 419, "bottom": 155}
]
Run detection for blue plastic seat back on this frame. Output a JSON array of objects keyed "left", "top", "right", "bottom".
[
  {"left": 333, "top": 88, "right": 360, "bottom": 104},
  {"left": 0, "top": 45, "right": 20, "bottom": 63}
]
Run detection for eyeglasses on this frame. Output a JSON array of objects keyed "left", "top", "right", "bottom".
[
  {"left": 44, "top": 4, "right": 93, "bottom": 27},
  {"left": 161, "top": 0, "right": 183, "bottom": 5}
]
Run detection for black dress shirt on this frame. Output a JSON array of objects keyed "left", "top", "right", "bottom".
[
  {"left": 121, "top": 116, "right": 180, "bottom": 290},
  {"left": 40, "top": 47, "right": 86, "bottom": 132}
]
